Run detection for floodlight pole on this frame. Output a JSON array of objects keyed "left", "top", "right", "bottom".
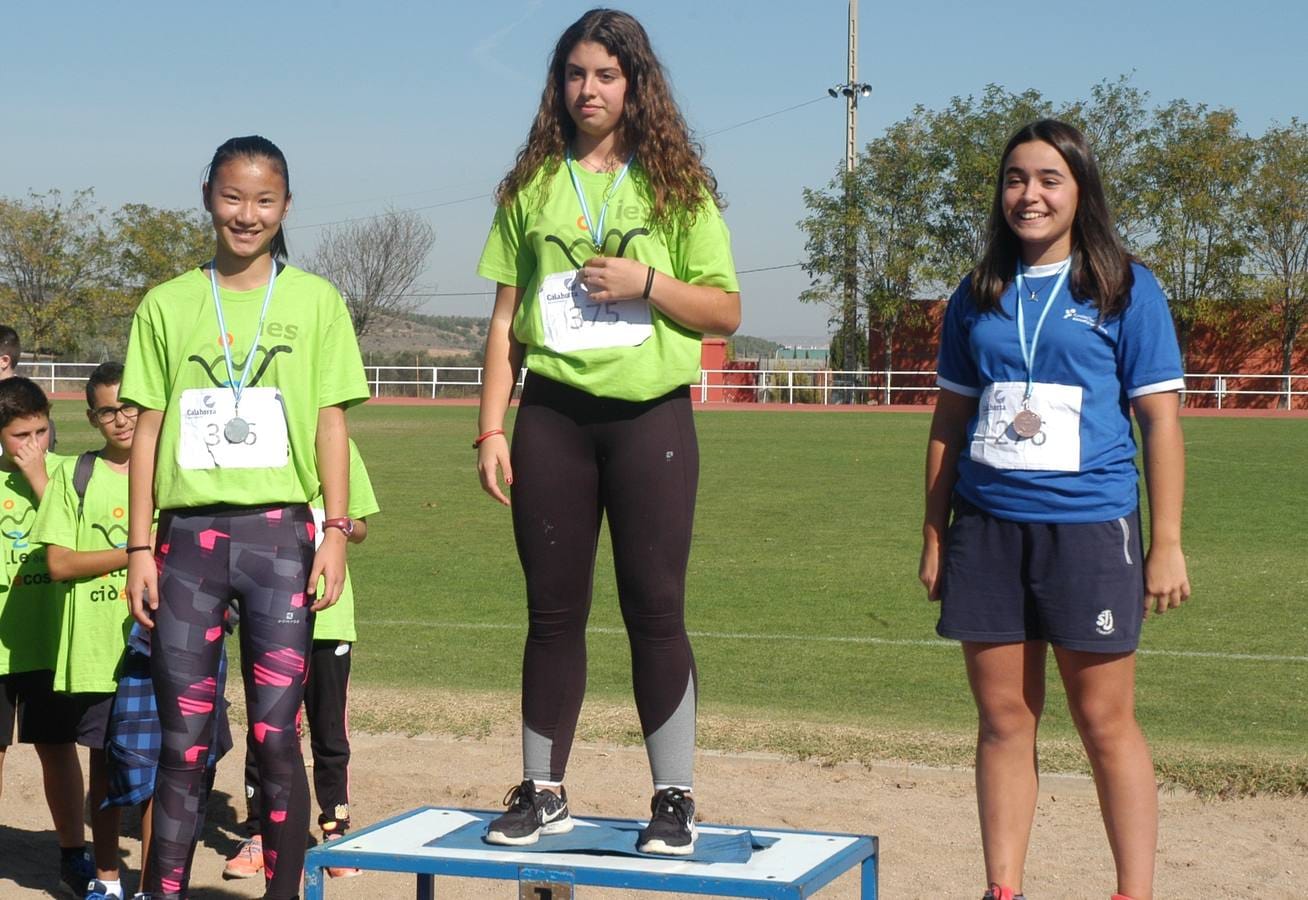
[{"left": 832, "top": 0, "right": 871, "bottom": 396}]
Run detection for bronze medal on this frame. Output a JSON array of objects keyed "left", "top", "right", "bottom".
[
  {"left": 1012, "top": 408, "right": 1042, "bottom": 439},
  {"left": 224, "top": 417, "right": 250, "bottom": 444}
]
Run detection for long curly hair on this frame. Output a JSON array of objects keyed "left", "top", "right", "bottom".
[
  {"left": 972, "top": 119, "right": 1134, "bottom": 318},
  {"left": 494, "top": 8, "right": 723, "bottom": 230}
]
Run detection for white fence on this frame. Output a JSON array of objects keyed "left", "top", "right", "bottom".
[{"left": 23, "top": 362, "right": 1308, "bottom": 409}]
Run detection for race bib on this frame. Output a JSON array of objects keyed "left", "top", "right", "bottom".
[
  {"left": 178, "top": 387, "right": 290, "bottom": 470},
  {"left": 539, "top": 269, "right": 653, "bottom": 353},
  {"left": 970, "top": 381, "right": 1082, "bottom": 472}
]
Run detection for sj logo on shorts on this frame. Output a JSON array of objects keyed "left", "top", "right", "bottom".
[{"left": 1095, "top": 609, "right": 1115, "bottom": 636}]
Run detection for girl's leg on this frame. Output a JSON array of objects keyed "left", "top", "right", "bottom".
[
  {"left": 88, "top": 748, "right": 122, "bottom": 880},
  {"left": 599, "top": 393, "right": 699, "bottom": 790},
  {"left": 231, "top": 505, "right": 316, "bottom": 900},
  {"left": 509, "top": 383, "right": 602, "bottom": 784},
  {"left": 1053, "top": 648, "right": 1156, "bottom": 900},
  {"left": 963, "top": 640, "right": 1047, "bottom": 895},
  {"left": 148, "top": 512, "right": 230, "bottom": 898}
]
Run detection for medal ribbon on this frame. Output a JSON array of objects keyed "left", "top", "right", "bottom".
[
  {"left": 565, "top": 150, "right": 634, "bottom": 253},
  {"left": 1014, "top": 259, "right": 1070, "bottom": 402},
  {"left": 209, "top": 261, "right": 277, "bottom": 411}
]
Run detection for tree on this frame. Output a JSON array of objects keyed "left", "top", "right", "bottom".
[
  {"left": 1137, "top": 101, "right": 1251, "bottom": 362},
  {"left": 307, "top": 209, "right": 435, "bottom": 337},
  {"left": 0, "top": 189, "right": 116, "bottom": 355},
  {"left": 114, "top": 204, "right": 213, "bottom": 296},
  {"left": 924, "top": 85, "right": 1052, "bottom": 286},
  {"left": 800, "top": 167, "right": 867, "bottom": 372},
  {"left": 1062, "top": 75, "right": 1152, "bottom": 245},
  {"left": 799, "top": 117, "right": 936, "bottom": 397},
  {"left": 1241, "top": 120, "right": 1308, "bottom": 391}
]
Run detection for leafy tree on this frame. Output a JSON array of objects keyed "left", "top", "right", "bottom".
[
  {"left": 0, "top": 189, "right": 116, "bottom": 355},
  {"left": 1137, "top": 101, "right": 1251, "bottom": 361},
  {"left": 307, "top": 209, "right": 435, "bottom": 337},
  {"left": 800, "top": 167, "right": 866, "bottom": 371},
  {"left": 1062, "top": 75, "right": 1152, "bottom": 245},
  {"left": 114, "top": 203, "right": 213, "bottom": 296},
  {"left": 1241, "top": 120, "right": 1308, "bottom": 389},
  {"left": 924, "top": 85, "right": 1052, "bottom": 285}
]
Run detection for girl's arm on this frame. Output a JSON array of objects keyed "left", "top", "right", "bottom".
[
  {"left": 581, "top": 256, "right": 741, "bottom": 335},
  {"left": 125, "top": 408, "right": 163, "bottom": 627},
  {"left": 47, "top": 545, "right": 129, "bottom": 582},
  {"left": 919, "top": 389, "right": 977, "bottom": 601},
  {"left": 309, "top": 404, "right": 350, "bottom": 611},
  {"left": 476, "top": 283, "right": 526, "bottom": 506},
  {"left": 1132, "top": 390, "right": 1190, "bottom": 614}
]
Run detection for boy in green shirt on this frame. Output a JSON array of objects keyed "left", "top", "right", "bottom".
[
  {"left": 33, "top": 362, "right": 140, "bottom": 900},
  {"left": 0, "top": 376, "right": 94, "bottom": 895}
]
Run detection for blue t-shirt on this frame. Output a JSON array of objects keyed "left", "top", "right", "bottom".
[{"left": 936, "top": 260, "right": 1184, "bottom": 523}]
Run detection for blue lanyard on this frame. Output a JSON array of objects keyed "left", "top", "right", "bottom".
[
  {"left": 1013, "top": 260, "right": 1070, "bottom": 402},
  {"left": 209, "top": 261, "right": 277, "bottom": 410},
  {"left": 565, "top": 150, "right": 633, "bottom": 253}
]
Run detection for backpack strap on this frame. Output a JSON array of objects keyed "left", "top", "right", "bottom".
[{"left": 72, "top": 450, "right": 98, "bottom": 520}]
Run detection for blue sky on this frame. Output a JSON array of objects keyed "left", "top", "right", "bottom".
[{"left": 1, "top": 1, "right": 1303, "bottom": 341}]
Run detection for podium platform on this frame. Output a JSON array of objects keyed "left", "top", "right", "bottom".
[{"left": 303, "top": 806, "right": 877, "bottom": 899}]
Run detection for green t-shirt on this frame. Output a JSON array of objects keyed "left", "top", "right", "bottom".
[
  {"left": 31, "top": 457, "right": 133, "bottom": 693},
  {"left": 0, "top": 454, "right": 70, "bottom": 676},
  {"left": 121, "top": 264, "right": 370, "bottom": 510},
  {"left": 477, "top": 161, "right": 739, "bottom": 401},
  {"left": 311, "top": 440, "right": 380, "bottom": 643}
]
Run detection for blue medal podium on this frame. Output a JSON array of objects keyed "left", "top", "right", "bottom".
[{"left": 303, "top": 807, "right": 878, "bottom": 899}]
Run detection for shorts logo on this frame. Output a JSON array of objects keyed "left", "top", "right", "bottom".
[{"left": 1095, "top": 609, "right": 1115, "bottom": 636}]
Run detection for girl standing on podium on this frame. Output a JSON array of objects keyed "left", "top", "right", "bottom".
[
  {"left": 920, "top": 119, "right": 1191, "bottom": 900},
  {"left": 474, "top": 7, "right": 740, "bottom": 857}
]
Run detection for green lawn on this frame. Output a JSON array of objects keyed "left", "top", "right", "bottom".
[{"left": 47, "top": 401, "right": 1308, "bottom": 792}]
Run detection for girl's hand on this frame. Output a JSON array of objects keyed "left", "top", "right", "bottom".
[
  {"left": 308, "top": 530, "right": 347, "bottom": 611},
  {"left": 477, "top": 433, "right": 513, "bottom": 506},
  {"left": 919, "top": 533, "right": 945, "bottom": 602},
  {"left": 1144, "top": 541, "right": 1190, "bottom": 616},
  {"left": 126, "top": 550, "right": 159, "bottom": 628},
  {"left": 580, "top": 256, "right": 647, "bottom": 302}
]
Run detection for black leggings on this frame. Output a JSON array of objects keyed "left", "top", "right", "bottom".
[{"left": 511, "top": 373, "right": 699, "bottom": 788}]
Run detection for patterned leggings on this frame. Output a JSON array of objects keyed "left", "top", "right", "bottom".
[{"left": 149, "top": 504, "right": 314, "bottom": 900}]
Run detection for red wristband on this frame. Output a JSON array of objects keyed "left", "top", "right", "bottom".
[{"left": 473, "top": 428, "right": 505, "bottom": 449}]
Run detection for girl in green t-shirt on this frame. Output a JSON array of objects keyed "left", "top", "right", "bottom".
[
  {"left": 475, "top": 8, "right": 741, "bottom": 857},
  {"left": 121, "top": 135, "right": 368, "bottom": 900}
]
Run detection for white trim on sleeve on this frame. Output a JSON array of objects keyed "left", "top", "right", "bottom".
[
  {"left": 1127, "top": 377, "right": 1186, "bottom": 399},
  {"left": 937, "top": 375, "right": 982, "bottom": 398}
]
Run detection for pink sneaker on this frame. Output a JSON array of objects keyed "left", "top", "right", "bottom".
[{"left": 222, "top": 834, "right": 264, "bottom": 879}]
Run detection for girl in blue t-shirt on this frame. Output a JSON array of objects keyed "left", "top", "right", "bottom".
[{"left": 919, "top": 120, "right": 1190, "bottom": 900}]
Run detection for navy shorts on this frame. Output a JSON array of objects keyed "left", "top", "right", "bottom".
[
  {"left": 0, "top": 670, "right": 81, "bottom": 746},
  {"left": 71, "top": 692, "right": 115, "bottom": 750},
  {"left": 937, "top": 497, "right": 1146, "bottom": 653}
]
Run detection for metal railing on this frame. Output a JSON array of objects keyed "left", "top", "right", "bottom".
[{"left": 23, "top": 362, "right": 1308, "bottom": 409}]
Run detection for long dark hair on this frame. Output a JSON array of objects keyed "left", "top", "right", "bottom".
[
  {"left": 203, "top": 135, "right": 291, "bottom": 260},
  {"left": 972, "top": 119, "right": 1133, "bottom": 318},
  {"left": 495, "top": 8, "right": 722, "bottom": 230}
]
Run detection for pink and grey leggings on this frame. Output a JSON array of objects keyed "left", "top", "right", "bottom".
[{"left": 149, "top": 503, "right": 315, "bottom": 900}]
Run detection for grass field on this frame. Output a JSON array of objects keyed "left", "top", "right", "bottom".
[{"left": 47, "top": 401, "right": 1308, "bottom": 796}]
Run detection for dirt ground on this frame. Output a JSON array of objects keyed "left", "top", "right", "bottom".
[{"left": 1, "top": 728, "right": 1304, "bottom": 899}]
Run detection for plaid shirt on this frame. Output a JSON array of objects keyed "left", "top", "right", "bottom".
[{"left": 102, "top": 622, "right": 233, "bottom": 808}]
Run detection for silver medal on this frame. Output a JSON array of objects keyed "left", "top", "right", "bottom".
[
  {"left": 1012, "top": 408, "right": 1042, "bottom": 439},
  {"left": 224, "top": 417, "right": 250, "bottom": 444}
]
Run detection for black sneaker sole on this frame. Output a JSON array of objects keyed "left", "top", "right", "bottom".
[{"left": 486, "top": 816, "right": 574, "bottom": 846}]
